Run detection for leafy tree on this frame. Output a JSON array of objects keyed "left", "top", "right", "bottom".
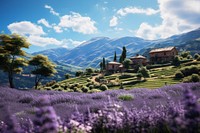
[
  {"left": 119, "top": 46, "right": 126, "bottom": 63},
  {"left": 172, "top": 56, "right": 181, "bottom": 66},
  {"left": 85, "top": 68, "right": 94, "bottom": 75},
  {"left": 29, "top": 54, "right": 57, "bottom": 89},
  {"left": 138, "top": 67, "right": 150, "bottom": 78},
  {"left": 75, "top": 71, "right": 83, "bottom": 77},
  {"left": 113, "top": 51, "right": 117, "bottom": 62},
  {"left": 181, "top": 51, "right": 190, "bottom": 58},
  {"left": 65, "top": 73, "right": 71, "bottom": 79},
  {"left": 0, "top": 34, "right": 30, "bottom": 88},
  {"left": 123, "top": 59, "right": 132, "bottom": 69}
]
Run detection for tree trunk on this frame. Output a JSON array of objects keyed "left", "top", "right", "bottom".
[
  {"left": 34, "top": 75, "right": 42, "bottom": 89},
  {"left": 8, "top": 72, "right": 14, "bottom": 88}
]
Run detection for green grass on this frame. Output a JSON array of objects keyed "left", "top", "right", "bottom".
[
  {"left": 42, "top": 63, "right": 190, "bottom": 91},
  {"left": 118, "top": 94, "right": 134, "bottom": 101}
]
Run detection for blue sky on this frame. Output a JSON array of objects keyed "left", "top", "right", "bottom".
[{"left": 1, "top": 0, "right": 200, "bottom": 53}]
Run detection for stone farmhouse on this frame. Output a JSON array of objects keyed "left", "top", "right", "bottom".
[
  {"left": 130, "top": 54, "right": 147, "bottom": 66},
  {"left": 106, "top": 61, "right": 124, "bottom": 72},
  {"left": 105, "top": 46, "right": 178, "bottom": 72},
  {"left": 149, "top": 46, "right": 178, "bottom": 64}
]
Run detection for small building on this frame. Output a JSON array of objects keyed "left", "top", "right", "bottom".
[
  {"left": 106, "top": 61, "right": 122, "bottom": 72},
  {"left": 149, "top": 46, "right": 178, "bottom": 64},
  {"left": 130, "top": 54, "right": 147, "bottom": 66}
]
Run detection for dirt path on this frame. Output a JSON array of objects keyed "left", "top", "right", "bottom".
[{"left": 91, "top": 73, "right": 102, "bottom": 84}]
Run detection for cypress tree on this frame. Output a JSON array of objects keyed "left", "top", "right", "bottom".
[
  {"left": 102, "top": 57, "right": 106, "bottom": 70},
  {"left": 113, "top": 51, "right": 117, "bottom": 62},
  {"left": 119, "top": 46, "right": 127, "bottom": 63}
]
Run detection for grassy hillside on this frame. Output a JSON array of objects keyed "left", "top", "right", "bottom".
[{"left": 39, "top": 59, "right": 200, "bottom": 92}]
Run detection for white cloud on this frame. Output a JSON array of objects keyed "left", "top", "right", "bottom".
[
  {"left": 109, "top": 7, "right": 159, "bottom": 27},
  {"left": 53, "top": 26, "right": 63, "bottom": 33},
  {"left": 28, "top": 35, "right": 62, "bottom": 47},
  {"left": 58, "top": 12, "right": 97, "bottom": 34},
  {"left": 44, "top": 4, "right": 59, "bottom": 16},
  {"left": 61, "top": 39, "right": 85, "bottom": 49},
  {"left": 109, "top": 16, "right": 118, "bottom": 27},
  {"left": 38, "top": 18, "right": 52, "bottom": 28},
  {"left": 8, "top": 21, "right": 45, "bottom": 36},
  {"left": 135, "top": 0, "right": 200, "bottom": 40},
  {"left": 117, "top": 7, "right": 159, "bottom": 16},
  {"left": 7, "top": 21, "right": 83, "bottom": 48}
]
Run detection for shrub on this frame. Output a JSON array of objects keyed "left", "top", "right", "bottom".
[
  {"left": 175, "top": 71, "right": 184, "bottom": 79},
  {"left": 187, "top": 55, "right": 193, "bottom": 59},
  {"left": 194, "top": 53, "right": 200, "bottom": 59},
  {"left": 65, "top": 73, "right": 71, "bottom": 79},
  {"left": 89, "top": 89, "right": 102, "bottom": 93},
  {"left": 191, "top": 74, "right": 200, "bottom": 82},
  {"left": 45, "top": 80, "right": 56, "bottom": 87},
  {"left": 119, "top": 74, "right": 133, "bottom": 79},
  {"left": 44, "top": 87, "right": 52, "bottom": 91},
  {"left": 89, "top": 85, "right": 94, "bottom": 90},
  {"left": 99, "top": 84, "right": 108, "bottom": 91},
  {"left": 138, "top": 67, "right": 150, "bottom": 78},
  {"left": 172, "top": 56, "right": 181, "bottom": 66},
  {"left": 181, "top": 51, "right": 190, "bottom": 58},
  {"left": 118, "top": 94, "right": 134, "bottom": 101},
  {"left": 75, "top": 71, "right": 83, "bottom": 77},
  {"left": 82, "top": 86, "right": 89, "bottom": 92},
  {"left": 52, "top": 84, "right": 60, "bottom": 89},
  {"left": 180, "top": 65, "right": 200, "bottom": 77},
  {"left": 197, "top": 56, "right": 200, "bottom": 61}
]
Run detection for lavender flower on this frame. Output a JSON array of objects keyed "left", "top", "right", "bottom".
[{"left": 34, "top": 95, "right": 59, "bottom": 133}]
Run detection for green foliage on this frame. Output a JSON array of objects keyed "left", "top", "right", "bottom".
[
  {"left": 119, "top": 74, "right": 133, "bottom": 79},
  {"left": 102, "top": 57, "right": 106, "bottom": 70},
  {"left": 194, "top": 53, "right": 200, "bottom": 59},
  {"left": 75, "top": 71, "right": 83, "bottom": 77},
  {"left": 138, "top": 67, "right": 151, "bottom": 78},
  {"left": 172, "top": 56, "right": 181, "bottom": 66},
  {"left": 29, "top": 54, "right": 57, "bottom": 89},
  {"left": 197, "top": 56, "right": 200, "bottom": 61},
  {"left": 65, "top": 73, "right": 71, "bottom": 79},
  {"left": 119, "top": 46, "right": 126, "bottom": 63},
  {"left": 137, "top": 73, "right": 143, "bottom": 80},
  {"left": 181, "top": 51, "right": 190, "bottom": 58},
  {"left": 123, "top": 58, "right": 132, "bottom": 69},
  {"left": 191, "top": 74, "right": 200, "bottom": 82},
  {"left": 187, "top": 55, "right": 193, "bottom": 59},
  {"left": 175, "top": 71, "right": 184, "bottom": 79},
  {"left": 85, "top": 68, "right": 94, "bottom": 75},
  {"left": 99, "top": 84, "right": 108, "bottom": 91},
  {"left": 183, "top": 74, "right": 200, "bottom": 83},
  {"left": 113, "top": 51, "right": 117, "bottom": 62},
  {"left": 179, "top": 65, "right": 200, "bottom": 77},
  {"left": 118, "top": 94, "right": 134, "bottom": 101},
  {"left": 0, "top": 34, "right": 30, "bottom": 88},
  {"left": 89, "top": 89, "right": 102, "bottom": 93}
]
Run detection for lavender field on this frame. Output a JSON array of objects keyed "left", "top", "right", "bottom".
[{"left": 0, "top": 83, "right": 200, "bottom": 133}]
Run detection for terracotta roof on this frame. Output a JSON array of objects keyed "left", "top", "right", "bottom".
[
  {"left": 119, "top": 64, "right": 123, "bottom": 67},
  {"left": 130, "top": 55, "right": 146, "bottom": 59},
  {"left": 149, "top": 47, "right": 175, "bottom": 53},
  {"left": 108, "top": 61, "right": 121, "bottom": 65}
]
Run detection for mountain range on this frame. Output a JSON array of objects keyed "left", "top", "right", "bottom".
[{"left": 33, "top": 28, "right": 200, "bottom": 68}]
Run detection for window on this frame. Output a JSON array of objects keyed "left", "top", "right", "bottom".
[{"left": 164, "top": 52, "right": 166, "bottom": 55}]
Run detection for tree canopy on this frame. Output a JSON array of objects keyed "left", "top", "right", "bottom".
[
  {"left": 0, "top": 34, "right": 30, "bottom": 88},
  {"left": 29, "top": 54, "right": 57, "bottom": 89}
]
